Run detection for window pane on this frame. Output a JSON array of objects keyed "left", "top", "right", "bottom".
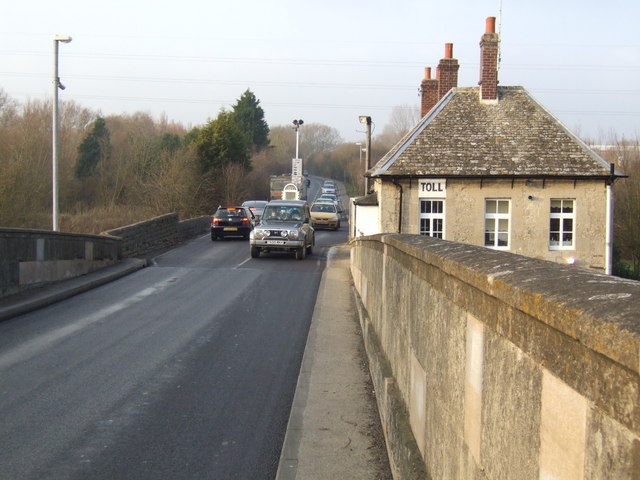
[
  {"left": 498, "top": 233, "right": 508, "bottom": 246},
  {"left": 563, "top": 218, "right": 573, "bottom": 231},
  {"left": 486, "top": 200, "right": 496, "bottom": 214},
  {"left": 485, "top": 218, "right": 494, "bottom": 231},
  {"left": 498, "top": 218, "right": 509, "bottom": 232},
  {"left": 433, "top": 219, "right": 443, "bottom": 233},
  {"left": 550, "top": 232, "right": 559, "bottom": 246},
  {"left": 433, "top": 201, "right": 443, "bottom": 214},
  {"left": 497, "top": 200, "right": 509, "bottom": 214},
  {"left": 562, "top": 233, "right": 573, "bottom": 246},
  {"left": 420, "top": 218, "right": 429, "bottom": 235},
  {"left": 550, "top": 199, "right": 562, "bottom": 213},
  {"left": 550, "top": 218, "right": 560, "bottom": 231},
  {"left": 562, "top": 200, "right": 574, "bottom": 213},
  {"left": 485, "top": 232, "right": 495, "bottom": 246},
  {"left": 421, "top": 202, "right": 431, "bottom": 214}
]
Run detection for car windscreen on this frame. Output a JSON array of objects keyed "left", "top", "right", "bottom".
[
  {"left": 311, "top": 204, "right": 336, "bottom": 213},
  {"left": 262, "top": 206, "right": 304, "bottom": 221}
]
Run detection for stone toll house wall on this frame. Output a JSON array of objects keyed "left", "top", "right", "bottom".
[
  {"left": 350, "top": 234, "right": 639, "bottom": 479},
  {"left": 377, "top": 177, "right": 610, "bottom": 272}
]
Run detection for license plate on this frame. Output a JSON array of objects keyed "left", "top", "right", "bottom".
[
  {"left": 266, "top": 240, "right": 286, "bottom": 245},
  {"left": 224, "top": 227, "right": 238, "bottom": 231}
]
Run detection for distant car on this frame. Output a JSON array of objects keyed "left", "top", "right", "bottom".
[
  {"left": 249, "top": 200, "right": 315, "bottom": 260},
  {"left": 241, "top": 200, "right": 268, "bottom": 222},
  {"left": 310, "top": 201, "right": 340, "bottom": 230},
  {"left": 321, "top": 185, "right": 336, "bottom": 195},
  {"left": 211, "top": 206, "right": 254, "bottom": 240},
  {"left": 315, "top": 194, "right": 343, "bottom": 212}
]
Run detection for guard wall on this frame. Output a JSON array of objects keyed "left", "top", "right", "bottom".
[
  {"left": 350, "top": 234, "right": 640, "bottom": 479},
  {"left": 0, "top": 228, "right": 120, "bottom": 298},
  {"left": 1, "top": 214, "right": 211, "bottom": 299}
]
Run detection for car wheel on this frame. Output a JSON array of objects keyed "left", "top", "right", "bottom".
[
  {"left": 295, "top": 246, "right": 306, "bottom": 260},
  {"left": 250, "top": 246, "right": 260, "bottom": 258}
]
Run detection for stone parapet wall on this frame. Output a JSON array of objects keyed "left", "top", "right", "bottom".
[
  {"left": 0, "top": 228, "right": 120, "bottom": 298},
  {"left": 103, "top": 213, "right": 211, "bottom": 258},
  {"left": 104, "top": 213, "right": 179, "bottom": 258},
  {"left": 1, "top": 214, "right": 211, "bottom": 299},
  {"left": 351, "top": 234, "right": 640, "bottom": 479}
]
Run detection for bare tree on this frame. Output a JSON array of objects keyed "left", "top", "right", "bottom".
[
  {"left": 610, "top": 139, "right": 640, "bottom": 277},
  {"left": 376, "top": 104, "right": 420, "bottom": 147},
  {"left": 221, "top": 162, "right": 250, "bottom": 205}
]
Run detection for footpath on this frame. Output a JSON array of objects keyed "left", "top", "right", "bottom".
[{"left": 276, "top": 244, "right": 391, "bottom": 479}]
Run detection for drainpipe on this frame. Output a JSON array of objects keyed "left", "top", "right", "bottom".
[
  {"left": 605, "top": 164, "right": 615, "bottom": 275},
  {"left": 391, "top": 178, "right": 403, "bottom": 233}
]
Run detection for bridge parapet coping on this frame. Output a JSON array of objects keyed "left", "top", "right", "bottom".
[{"left": 351, "top": 234, "right": 640, "bottom": 478}]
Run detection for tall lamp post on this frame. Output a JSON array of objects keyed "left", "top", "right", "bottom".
[
  {"left": 359, "top": 116, "right": 372, "bottom": 193},
  {"left": 355, "top": 142, "right": 364, "bottom": 194},
  {"left": 292, "top": 119, "right": 304, "bottom": 159},
  {"left": 52, "top": 35, "right": 72, "bottom": 231}
]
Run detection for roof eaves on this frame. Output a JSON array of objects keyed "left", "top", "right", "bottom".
[{"left": 370, "top": 89, "right": 456, "bottom": 177}]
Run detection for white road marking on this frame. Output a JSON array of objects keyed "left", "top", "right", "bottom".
[{"left": 0, "top": 277, "right": 178, "bottom": 370}]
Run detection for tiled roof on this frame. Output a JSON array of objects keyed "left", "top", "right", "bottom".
[{"left": 370, "top": 86, "right": 613, "bottom": 178}]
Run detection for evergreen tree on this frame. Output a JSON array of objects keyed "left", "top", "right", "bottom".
[
  {"left": 231, "top": 89, "right": 270, "bottom": 150},
  {"left": 75, "top": 117, "right": 111, "bottom": 178},
  {"left": 194, "top": 110, "right": 250, "bottom": 173}
]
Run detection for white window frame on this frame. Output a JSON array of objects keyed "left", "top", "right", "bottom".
[
  {"left": 484, "top": 199, "right": 510, "bottom": 250},
  {"left": 549, "top": 199, "right": 575, "bottom": 250},
  {"left": 419, "top": 199, "right": 445, "bottom": 238}
]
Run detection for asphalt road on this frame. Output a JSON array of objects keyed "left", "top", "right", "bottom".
[{"left": 0, "top": 225, "right": 348, "bottom": 480}]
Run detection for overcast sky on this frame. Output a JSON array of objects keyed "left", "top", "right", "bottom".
[{"left": 2, "top": 0, "right": 639, "bottom": 144}]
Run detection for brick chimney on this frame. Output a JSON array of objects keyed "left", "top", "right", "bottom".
[
  {"left": 437, "top": 43, "right": 459, "bottom": 98},
  {"left": 479, "top": 16, "right": 499, "bottom": 101},
  {"left": 420, "top": 67, "right": 439, "bottom": 116}
]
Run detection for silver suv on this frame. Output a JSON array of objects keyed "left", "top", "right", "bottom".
[{"left": 249, "top": 200, "right": 315, "bottom": 260}]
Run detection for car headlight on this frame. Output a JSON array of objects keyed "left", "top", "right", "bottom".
[
  {"left": 254, "top": 229, "right": 269, "bottom": 239},
  {"left": 281, "top": 229, "right": 299, "bottom": 240}
]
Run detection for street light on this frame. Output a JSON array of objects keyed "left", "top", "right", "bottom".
[
  {"left": 359, "top": 116, "right": 372, "bottom": 193},
  {"left": 355, "top": 142, "right": 364, "bottom": 194},
  {"left": 52, "top": 35, "right": 72, "bottom": 231},
  {"left": 292, "top": 119, "right": 304, "bottom": 159}
]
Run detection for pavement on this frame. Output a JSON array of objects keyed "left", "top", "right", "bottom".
[
  {"left": 0, "top": 246, "right": 392, "bottom": 479},
  {"left": 275, "top": 245, "right": 392, "bottom": 479}
]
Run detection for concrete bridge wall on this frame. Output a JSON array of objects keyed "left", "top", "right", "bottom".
[
  {"left": 0, "top": 214, "right": 211, "bottom": 299},
  {"left": 0, "top": 228, "right": 120, "bottom": 298},
  {"left": 350, "top": 234, "right": 640, "bottom": 479}
]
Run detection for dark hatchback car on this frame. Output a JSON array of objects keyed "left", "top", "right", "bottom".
[
  {"left": 211, "top": 206, "right": 254, "bottom": 240},
  {"left": 241, "top": 200, "right": 268, "bottom": 223}
]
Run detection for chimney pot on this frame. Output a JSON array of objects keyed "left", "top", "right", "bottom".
[
  {"left": 486, "top": 16, "right": 496, "bottom": 34},
  {"left": 438, "top": 43, "right": 459, "bottom": 98},
  {"left": 420, "top": 66, "right": 439, "bottom": 117},
  {"left": 445, "top": 42, "right": 453, "bottom": 59},
  {"left": 479, "top": 17, "right": 499, "bottom": 101}
]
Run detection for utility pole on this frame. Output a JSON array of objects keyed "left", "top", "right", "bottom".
[
  {"left": 52, "top": 35, "right": 72, "bottom": 231},
  {"left": 359, "top": 116, "right": 372, "bottom": 193}
]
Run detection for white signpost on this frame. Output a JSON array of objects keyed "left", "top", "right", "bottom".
[{"left": 292, "top": 158, "right": 303, "bottom": 185}]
